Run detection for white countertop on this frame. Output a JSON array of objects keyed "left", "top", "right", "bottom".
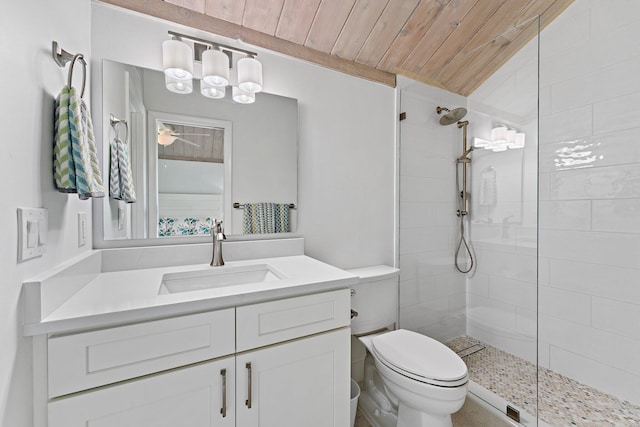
[{"left": 24, "top": 254, "right": 358, "bottom": 336}]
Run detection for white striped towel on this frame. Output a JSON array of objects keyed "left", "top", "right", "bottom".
[
  {"left": 54, "top": 86, "right": 104, "bottom": 199},
  {"left": 109, "top": 137, "right": 136, "bottom": 203}
]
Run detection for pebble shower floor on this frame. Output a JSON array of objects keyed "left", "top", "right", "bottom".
[{"left": 445, "top": 336, "right": 640, "bottom": 426}]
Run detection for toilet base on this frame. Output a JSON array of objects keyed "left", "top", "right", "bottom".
[{"left": 397, "top": 402, "right": 452, "bottom": 427}]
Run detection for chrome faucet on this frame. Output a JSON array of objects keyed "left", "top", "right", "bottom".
[{"left": 210, "top": 219, "right": 226, "bottom": 266}]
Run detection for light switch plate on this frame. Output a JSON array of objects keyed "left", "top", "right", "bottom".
[{"left": 18, "top": 208, "right": 47, "bottom": 262}]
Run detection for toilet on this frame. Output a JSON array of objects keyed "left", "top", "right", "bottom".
[{"left": 349, "top": 266, "right": 468, "bottom": 427}]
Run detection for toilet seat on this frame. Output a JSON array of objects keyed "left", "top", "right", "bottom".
[{"left": 371, "top": 329, "right": 468, "bottom": 387}]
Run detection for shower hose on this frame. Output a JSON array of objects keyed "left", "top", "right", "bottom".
[{"left": 455, "top": 162, "right": 474, "bottom": 273}]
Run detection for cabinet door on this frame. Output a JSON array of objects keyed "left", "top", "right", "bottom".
[
  {"left": 49, "top": 357, "right": 235, "bottom": 427},
  {"left": 236, "top": 328, "right": 350, "bottom": 427}
]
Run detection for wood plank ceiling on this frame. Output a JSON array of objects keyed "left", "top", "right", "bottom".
[{"left": 103, "top": 0, "right": 573, "bottom": 96}]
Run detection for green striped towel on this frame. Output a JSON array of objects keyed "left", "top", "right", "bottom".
[
  {"left": 109, "top": 137, "right": 136, "bottom": 203},
  {"left": 53, "top": 87, "right": 76, "bottom": 192},
  {"left": 54, "top": 86, "right": 104, "bottom": 199},
  {"left": 243, "top": 203, "right": 290, "bottom": 234}
]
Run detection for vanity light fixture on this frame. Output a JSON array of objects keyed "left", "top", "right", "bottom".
[
  {"left": 475, "top": 126, "right": 526, "bottom": 152},
  {"left": 163, "top": 31, "right": 263, "bottom": 103}
]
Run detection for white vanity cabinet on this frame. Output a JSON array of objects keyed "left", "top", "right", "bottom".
[
  {"left": 235, "top": 329, "right": 350, "bottom": 427},
  {"left": 44, "top": 289, "right": 350, "bottom": 427},
  {"left": 49, "top": 356, "right": 236, "bottom": 427}
]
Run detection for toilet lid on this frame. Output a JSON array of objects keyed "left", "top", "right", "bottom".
[{"left": 371, "top": 330, "right": 467, "bottom": 386}]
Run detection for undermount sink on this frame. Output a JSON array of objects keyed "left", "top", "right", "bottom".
[{"left": 159, "top": 264, "right": 286, "bottom": 295}]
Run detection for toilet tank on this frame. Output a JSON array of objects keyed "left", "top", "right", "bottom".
[{"left": 348, "top": 265, "right": 400, "bottom": 335}]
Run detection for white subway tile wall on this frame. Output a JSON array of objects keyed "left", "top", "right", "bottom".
[{"left": 538, "top": 0, "right": 640, "bottom": 406}]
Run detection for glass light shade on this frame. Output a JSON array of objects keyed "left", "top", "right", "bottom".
[
  {"left": 162, "top": 39, "right": 193, "bottom": 80},
  {"left": 506, "top": 129, "right": 516, "bottom": 143},
  {"left": 201, "top": 80, "right": 226, "bottom": 99},
  {"left": 492, "top": 143, "right": 508, "bottom": 152},
  {"left": 473, "top": 137, "right": 491, "bottom": 148},
  {"left": 507, "top": 133, "right": 526, "bottom": 149},
  {"left": 232, "top": 86, "right": 255, "bottom": 104},
  {"left": 237, "top": 57, "right": 263, "bottom": 93},
  {"left": 491, "top": 126, "right": 508, "bottom": 143},
  {"left": 158, "top": 133, "right": 177, "bottom": 146},
  {"left": 165, "top": 74, "right": 193, "bottom": 94},
  {"left": 202, "top": 49, "right": 229, "bottom": 87}
]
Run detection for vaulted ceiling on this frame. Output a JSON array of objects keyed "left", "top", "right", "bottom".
[{"left": 102, "top": 0, "right": 573, "bottom": 96}]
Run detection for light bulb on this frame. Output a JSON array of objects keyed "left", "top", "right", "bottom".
[
  {"left": 201, "top": 80, "right": 226, "bottom": 99},
  {"left": 165, "top": 74, "right": 193, "bottom": 94}
]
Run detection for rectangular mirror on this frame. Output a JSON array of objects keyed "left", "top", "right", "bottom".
[{"left": 96, "top": 60, "right": 298, "bottom": 247}]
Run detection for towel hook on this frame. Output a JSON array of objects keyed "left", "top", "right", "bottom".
[
  {"left": 67, "top": 54, "right": 87, "bottom": 98},
  {"left": 110, "top": 114, "right": 129, "bottom": 143},
  {"left": 53, "top": 41, "right": 87, "bottom": 98}
]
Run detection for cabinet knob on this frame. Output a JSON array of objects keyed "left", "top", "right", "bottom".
[{"left": 350, "top": 309, "right": 359, "bottom": 319}]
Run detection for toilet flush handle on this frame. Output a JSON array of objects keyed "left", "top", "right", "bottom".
[{"left": 351, "top": 309, "right": 359, "bottom": 319}]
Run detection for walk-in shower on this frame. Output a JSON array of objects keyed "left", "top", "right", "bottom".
[{"left": 436, "top": 106, "right": 474, "bottom": 273}]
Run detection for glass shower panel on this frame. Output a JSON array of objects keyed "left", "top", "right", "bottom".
[
  {"left": 537, "top": 1, "right": 640, "bottom": 425},
  {"left": 462, "top": 17, "right": 540, "bottom": 425}
]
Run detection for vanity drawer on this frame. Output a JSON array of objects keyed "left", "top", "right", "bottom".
[
  {"left": 48, "top": 309, "right": 235, "bottom": 398},
  {"left": 236, "top": 289, "right": 350, "bottom": 352}
]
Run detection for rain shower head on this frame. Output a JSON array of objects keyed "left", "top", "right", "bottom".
[{"left": 436, "top": 106, "right": 467, "bottom": 125}]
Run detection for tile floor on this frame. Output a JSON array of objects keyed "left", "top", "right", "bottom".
[
  {"left": 355, "top": 336, "right": 640, "bottom": 426},
  {"left": 446, "top": 336, "right": 640, "bottom": 426}
]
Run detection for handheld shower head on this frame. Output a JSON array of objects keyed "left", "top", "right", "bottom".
[{"left": 436, "top": 106, "right": 467, "bottom": 126}]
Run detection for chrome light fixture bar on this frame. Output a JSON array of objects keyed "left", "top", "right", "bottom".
[{"left": 164, "top": 31, "right": 263, "bottom": 103}]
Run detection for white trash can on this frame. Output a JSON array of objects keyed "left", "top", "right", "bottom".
[{"left": 350, "top": 379, "right": 360, "bottom": 427}]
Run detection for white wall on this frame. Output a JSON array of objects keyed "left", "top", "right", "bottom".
[
  {"left": 0, "top": 1, "right": 92, "bottom": 426},
  {"left": 92, "top": 3, "right": 396, "bottom": 268},
  {"left": 397, "top": 78, "right": 467, "bottom": 342},
  {"left": 538, "top": 0, "right": 640, "bottom": 405},
  {"left": 158, "top": 160, "right": 223, "bottom": 194}
]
